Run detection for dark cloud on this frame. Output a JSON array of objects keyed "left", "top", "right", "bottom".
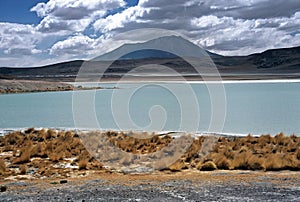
[
  {"left": 92, "top": 0, "right": 300, "bottom": 55},
  {"left": 53, "top": 7, "right": 91, "bottom": 20},
  {"left": 226, "top": 0, "right": 300, "bottom": 19},
  {"left": 4, "top": 48, "right": 41, "bottom": 56}
]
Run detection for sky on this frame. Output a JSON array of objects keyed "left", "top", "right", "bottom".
[{"left": 0, "top": 0, "right": 299, "bottom": 67}]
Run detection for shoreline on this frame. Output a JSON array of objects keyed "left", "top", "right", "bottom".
[
  {"left": 1, "top": 77, "right": 300, "bottom": 95},
  {"left": 0, "top": 79, "right": 116, "bottom": 95},
  {"left": 0, "top": 127, "right": 284, "bottom": 137},
  {"left": 71, "top": 78, "right": 300, "bottom": 85}
]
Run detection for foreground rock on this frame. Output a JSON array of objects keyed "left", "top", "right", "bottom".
[{"left": 0, "top": 171, "right": 299, "bottom": 201}]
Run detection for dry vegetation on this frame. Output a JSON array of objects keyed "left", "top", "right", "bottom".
[
  {"left": 0, "top": 129, "right": 299, "bottom": 179},
  {"left": 0, "top": 159, "right": 6, "bottom": 175}
]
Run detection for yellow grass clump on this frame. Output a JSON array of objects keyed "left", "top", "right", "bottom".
[
  {"left": 78, "top": 159, "right": 88, "bottom": 170},
  {"left": 19, "top": 164, "right": 28, "bottom": 175},
  {"left": 198, "top": 161, "right": 217, "bottom": 171},
  {"left": 0, "top": 129, "right": 299, "bottom": 178},
  {"left": 14, "top": 147, "right": 32, "bottom": 164},
  {"left": 0, "top": 159, "right": 6, "bottom": 175}
]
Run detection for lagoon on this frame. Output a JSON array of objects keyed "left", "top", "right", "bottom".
[{"left": 0, "top": 82, "right": 300, "bottom": 136}]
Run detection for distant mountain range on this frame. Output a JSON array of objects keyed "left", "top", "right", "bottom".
[{"left": 0, "top": 36, "right": 299, "bottom": 81}]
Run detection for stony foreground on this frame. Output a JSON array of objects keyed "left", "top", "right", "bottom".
[{"left": 0, "top": 171, "right": 299, "bottom": 201}]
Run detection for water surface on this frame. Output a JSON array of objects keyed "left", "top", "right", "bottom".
[{"left": 0, "top": 82, "right": 299, "bottom": 136}]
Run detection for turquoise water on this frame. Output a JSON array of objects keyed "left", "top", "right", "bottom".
[{"left": 0, "top": 82, "right": 300, "bottom": 135}]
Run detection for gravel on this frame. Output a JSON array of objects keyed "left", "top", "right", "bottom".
[{"left": 1, "top": 177, "right": 299, "bottom": 202}]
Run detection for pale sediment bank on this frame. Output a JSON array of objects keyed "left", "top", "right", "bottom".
[
  {"left": 0, "top": 79, "right": 106, "bottom": 94},
  {"left": 2, "top": 78, "right": 300, "bottom": 95}
]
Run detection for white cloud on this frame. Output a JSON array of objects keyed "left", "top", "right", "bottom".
[
  {"left": 31, "top": 0, "right": 126, "bottom": 33},
  {"left": 4, "top": 48, "right": 43, "bottom": 55},
  {"left": 190, "top": 12, "right": 300, "bottom": 55},
  {"left": 1, "top": 0, "right": 300, "bottom": 67},
  {"left": 91, "top": 0, "right": 300, "bottom": 56},
  {"left": 49, "top": 34, "right": 103, "bottom": 57},
  {"left": 93, "top": 5, "right": 151, "bottom": 32},
  {"left": 36, "top": 15, "right": 92, "bottom": 33},
  {"left": 0, "top": 23, "right": 44, "bottom": 56}
]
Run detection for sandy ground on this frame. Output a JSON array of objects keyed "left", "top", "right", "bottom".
[{"left": 0, "top": 170, "right": 299, "bottom": 201}]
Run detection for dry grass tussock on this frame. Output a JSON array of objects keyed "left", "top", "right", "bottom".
[
  {"left": 0, "top": 129, "right": 299, "bottom": 178},
  {"left": 19, "top": 164, "right": 27, "bottom": 175},
  {"left": 201, "top": 133, "right": 300, "bottom": 171},
  {"left": 0, "top": 159, "right": 6, "bottom": 175}
]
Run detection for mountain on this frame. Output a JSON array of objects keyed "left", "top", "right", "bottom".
[
  {"left": 212, "top": 46, "right": 300, "bottom": 74},
  {"left": 0, "top": 36, "right": 299, "bottom": 81},
  {"left": 95, "top": 35, "right": 220, "bottom": 61}
]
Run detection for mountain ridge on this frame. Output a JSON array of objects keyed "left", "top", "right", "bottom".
[{"left": 0, "top": 35, "right": 299, "bottom": 81}]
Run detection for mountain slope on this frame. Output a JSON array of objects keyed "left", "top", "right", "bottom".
[
  {"left": 95, "top": 35, "right": 219, "bottom": 61},
  {"left": 0, "top": 36, "right": 299, "bottom": 81}
]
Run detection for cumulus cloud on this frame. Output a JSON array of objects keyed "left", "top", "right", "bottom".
[
  {"left": 31, "top": 0, "right": 126, "bottom": 33},
  {"left": 191, "top": 12, "right": 300, "bottom": 55},
  {"left": 93, "top": 5, "right": 152, "bottom": 32},
  {"left": 49, "top": 34, "right": 103, "bottom": 57},
  {"left": 91, "top": 0, "right": 300, "bottom": 55},
  {"left": 1, "top": 0, "right": 300, "bottom": 66},
  {"left": 0, "top": 23, "right": 43, "bottom": 56},
  {"left": 36, "top": 15, "right": 92, "bottom": 33}
]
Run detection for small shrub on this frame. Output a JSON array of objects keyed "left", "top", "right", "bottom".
[
  {"left": 263, "top": 153, "right": 291, "bottom": 171},
  {"left": 168, "top": 160, "right": 187, "bottom": 171},
  {"left": 14, "top": 147, "right": 31, "bottom": 164},
  {"left": 214, "top": 156, "right": 230, "bottom": 170},
  {"left": 223, "top": 148, "right": 235, "bottom": 160},
  {"left": 296, "top": 150, "right": 300, "bottom": 160},
  {"left": 78, "top": 159, "right": 88, "bottom": 170},
  {"left": 274, "top": 133, "right": 290, "bottom": 146},
  {"left": 20, "top": 164, "right": 27, "bottom": 175},
  {"left": 247, "top": 155, "right": 264, "bottom": 170},
  {"left": 0, "top": 159, "right": 6, "bottom": 175},
  {"left": 46, "top": 129, "right": 57, "bottom": 140},
  {"left": 258, "top": 134, "right": 272, "bottom": 146},
  {"left": 232, "top": 151, "right": 252, "bottom": 170},
  {"left": 198, "top": 161, "right": 217, "bottom": 171},
  {"left": 244, "top": 134, "right": 254, "bottom": 143},
  {"left": 6, "top": 133, "right": 19, "bottom": 145},
  {"left": 31, "top": 143, "right": 47, "bottom": 158},
  {"left": 49, "top": 152, "right": 64, "bottom": 162},
  {"left": 45, "top": 142, "right": 53, "bottom": 153}
]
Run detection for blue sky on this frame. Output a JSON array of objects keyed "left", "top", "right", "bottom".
[
  {"left": 0, "top": 0, "right": 138, "bottom": 24},
  {"left": 0, "top": 0, "right": 47, "bottom": 24},
  {"left": 0, "top": 0, "right": 299, "bottom": 67}
]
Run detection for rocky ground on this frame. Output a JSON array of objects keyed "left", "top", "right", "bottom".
[{"left": 0, "top": 171, "right": 299, "bottom": 201}]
